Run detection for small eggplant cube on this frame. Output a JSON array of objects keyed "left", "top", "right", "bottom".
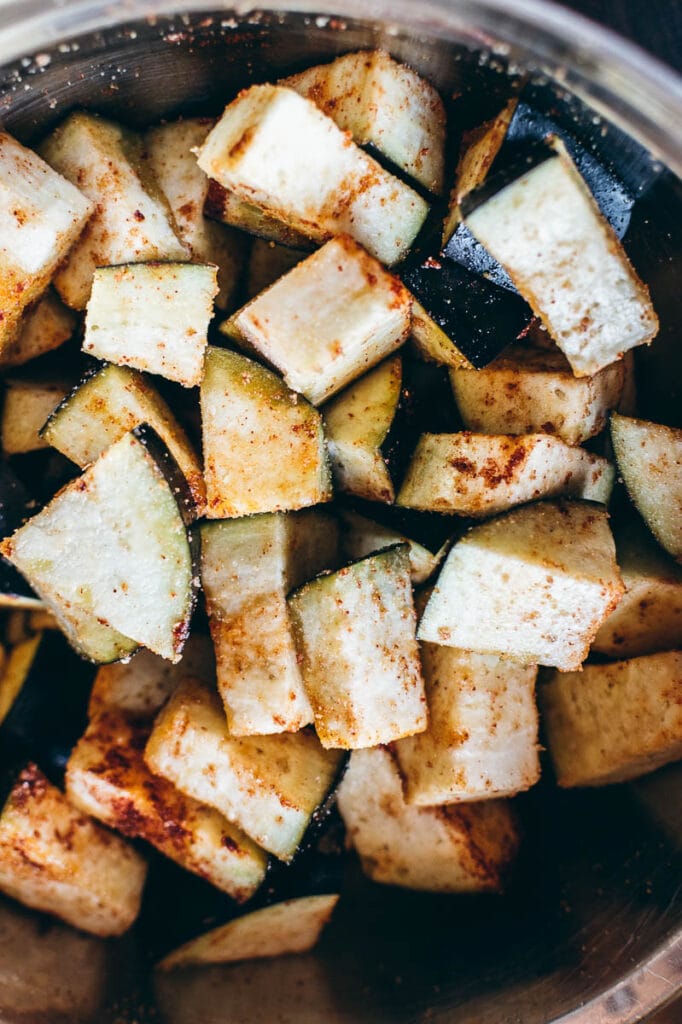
[
  {"left": 463, "top": 141, "right": 658, "bottom": 376},
  {"left": 2, "top": 380, "right": 70, "bottom": 456},
  {"left": 200, "top": 347, "right": 331, "bottom": 518},
  {"left": 66, "top": 712, "right": 268, "bottom": 902},
  {"left": 323, "top": 355, "right": 402, "bottom": 503},
  {"left": 397, "top": 432, "right": 614, "bottom": 518},
  {"left": 83, "top": 263, "right": 218, "bottom": 388},
  {"left": 0, "top": 291, "right": 76, "bottom": 369},
  {"left": 145, "top": 118, "right": 245, "bottom": 311},
  {"left": 419, "top": 500, "right": 624, "bottom": 671},
  {"left": 200, "top": 511, "right": 338, "bottom": 736},
  {"left": 226, "top": 235, "right": 411, "bottom": 406},
  {"left": 40, "top": 112, "right": 188, "bottom": 309},
  {"left": 196, "top": 84, "right": 428, "bottom": 266},
  {"left": 450, "top": 345, "right": 626, "bottom": 445},
  {"left": 541, "top": 651, "right": 682, "bottom": 787},
  {"left": 610, "top": 413, "right": 682, "bottom": 562},
  {"left": 337, "top": 747, "right": 520, "bottom": 892},
  {"left": 282, "top": 49, "right": 446, "bottom": 194},
  {"left": 394, "top": 648, "right": 539, "bottom": 804},
  {"left": 0, "top": 131, "right": 93, "bottom": 350},
  {"left": 144, "top": 677, "right": 344, "bottom": 862},
  {"left": 288, "top": 546, "right": 427, "bottom": 749},
  {"left": 0, "top": 764, "right": 147, "bottom": 936}
]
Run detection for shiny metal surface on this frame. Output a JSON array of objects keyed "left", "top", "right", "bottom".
[{"left": 0, "top": 4, "right": 679, "bottom": 1022}]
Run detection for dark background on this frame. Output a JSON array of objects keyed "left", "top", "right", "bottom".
[{"left": 559, "top": 0, "right": 682, "bottom": 71}]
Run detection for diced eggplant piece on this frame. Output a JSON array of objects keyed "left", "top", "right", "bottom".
[
  {"left": 541, "top": 651, "right": 682, "bottom": 787},
  {"left": 83, "top": 262, "right": 217, "bottom": 388},
  {"left": 419, "top": 500, "right": 624, "bottom": 671},
  {"left": 394, "top": 648, "right": 539, "bottom": 804},
  {"left": 145, "top": 118, "right": 245, "bottom": 311},
  {"left": 442, "top": 97, "right": 518, "bottom": 244},
  {"left": 1, "top": 379, "right": 70, "bottom": 456},
  {"left": 337, "top": 747, "right": 520, "bottom": 892},
  {"left": 450, "top": 345, "right": 626, "bottom": 445},
  {"left": 397, "top": 432, "right": 614, "bottom": 518},
  {"left": 200, "top": 347, "right": 331, "bottom": 518},
  {"left": 462, "top": 139, "right": 658, "bottom": 376},
  {"left": 158, "top": 893, "right": 339, "bottom": 971},
  {"left": 322, "top": 356, "right": 402, "bottom": 503},
  {"left": 593, "top": 524, "right": 682, "bottom": 658},
  {"left": 409, "top": 299, "right": 474, "bottom": 370},
  {"left": 196, "top": 85, "right": 429, "bottom": 266},
  {"left": 224, "top": 236, "right": 411, "bottom": 406},
  {"left": 40, "top": 112, "right": 188, "bottom": 309},
  {"left": 1, "top": 427, "right": 197, "bottom": 663},
  {"left": 145, "top": 677, "right": 344, "bottom": 862},
  {"left": 401, "top": 254, "right": 531, "bottom": 370},
  {"left": 246, "top": 239, "right": 305, "bottom": 300},
  {"left": 0, "top": 631, "right": 93, "bottom": 781},
  {"left": 610, "top": 413, "right": 682, "bottom": 560},
  {"left": 0, "top": 131, "right": 93, "bottom": 349},
  {"left": 338, "top": 508, "right": 448, "bottom": 585},
  {"left": 204, "top": 180, "right": 314, "bottom": 249},
  {"left": 0, "top": 292, "right": 76, "bottom": 369},
  {"left": 42, "top": 363, "right": 206, "bottom": 514},
  {"left": 282, "top": 50, "right": 446, "bottom": 195},
  {"left": 66, "top": 712, "right": 268, "bottom": 901},
  {"left": 0, "top": 763, "right": 147, "bottom": 936},
  {"left": 288, "top": 546, "right": 427, "bottom": 749},
  {"left": 200, "top": 511, "right": 338, "bottom": 735},
  {"left": 88, "top": 632, "right": 215, "bottom": 721}
]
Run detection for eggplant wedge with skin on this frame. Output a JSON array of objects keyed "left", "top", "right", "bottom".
[
  {"left": 0, "top": 631, "right": 94, "bottom": 782},
  {"left": 158, "top": 894, "right": 339, "bottom": 971},
  {"left": 1, "top": 426, "right": 198, "bottom": 663},
  {"left": 610, "top": 413, "right": 682, "bottom": 561},
  {"left": 462, "top": 139, "right": 658, "bottom": 376},
  {"left": 145, "top": 676, "right": 345, "bottom": 862}
]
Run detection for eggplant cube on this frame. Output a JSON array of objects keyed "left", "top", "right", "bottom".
[
  {"left": 200, "top": 511, "right": 338, "bottom": 735},
  {"left": 339, "top": 509, "right": 449, "bottom": 586},
  {"left": 282, "top": 49, "right": 446, "bottom": 194},
  {"left": 337, "top": 747, "right": 520, "bottom": 892},
  {"left": 88, "top": 632, "right": 215, "bottom": 721},
  {"left": 1, "top": 428, "right": 197, "bottom": 663},
  {"left": 226, "top": 236, "right": 411, "bottom": 406},
  {"left": 0, "top": 764, "right": 147, "bottom": 936},
  {"left": 610, "top": 413, "right": 682, "bottom": 561},
  {"left": 66, "top": 712, "right": 268, "bottom": 902},
  {"left": 0, "top": 131, "right": 93, "bottom": 349},
  {"left": 159, "top": 893, "right": 339, "bottom": 971},
  {"left": 196, "top": 84, "right": 428, "bottom": 266},
  {"left": 463, "top": 141, "right": 658, "bottom": 376},
  {"left": 42, "top": 362, "right": 206, "bottom": 514},
  {"left": 40, "top": 112, "right": 188, "bottom": 308},
  {"left": 541, "top": 651, "right": 682, "bottom": 787},
  {"left": 200, "top": 347, "right": 331, "bottom": 518},
  {"left": 144, "top": 677, "right": 344, "bottom": 861},
  {"left": 323, "top": 355, "right": 402, "bottom": 503},
  {"left": 145, "top": 118, "right": 245, "bottom": 311},
  {"left": 1, "top": 380, "right": 70, "bottom": 456},
  {"left": 0, "top": 291, "right": 76, "bottom": 369},
  {"left": 418, "top": 500, "right": 624, "bottom": 671},
  {"left": 288, "top": 546, "right": 427, "bottom": 749},
  {"left": 450, "top": 346, "right": 626, "bottom": 445},
  {"left": 593, "top": 524, "right": 682, "bottom": 658},
  {"left": 397, "top": 432, "right": 614, "bottom": 518},
  {"left": 83, "top": 263, "right": 218, "bottom": 388},
  {"left": 394, "top": 649, "right": 539, "bottom": 804}
]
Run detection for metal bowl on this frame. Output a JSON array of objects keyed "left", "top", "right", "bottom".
[{"left": 0, "top": 3, "right": 680, "bottom": 1022}]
